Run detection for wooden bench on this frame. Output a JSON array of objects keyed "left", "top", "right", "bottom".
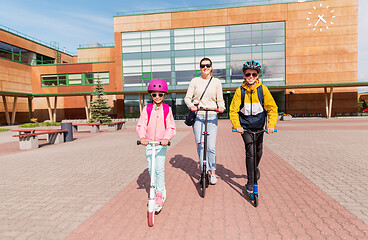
[
  {"left": 72, "top": 123, "right": 102, "bottom": 133},
  {"left": 12, "top": 129, "right": 68, "bottom": 150},
  {"left": 106, "top": 121, "right": 126, "bottom": 132}
]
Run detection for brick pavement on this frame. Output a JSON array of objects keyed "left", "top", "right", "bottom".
[{"left": 0, "top": 119, "right": 367, "bottom": 239}]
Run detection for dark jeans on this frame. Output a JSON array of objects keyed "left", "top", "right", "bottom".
[{"left": 241, "top": 130, "right": 264, "bottom": 185}]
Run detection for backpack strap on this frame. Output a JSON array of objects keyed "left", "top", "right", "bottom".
[
  {"left": 146, "top": 103, "right": 153, "bottom": 126},
  {"left": 240, "top": 86, "right": 245, "bottom": 111},
  {"left": 257, "top": 85, "right": 264, "bottom": 109},
  {"left": 162, "top": 103, "right": 169, "bottom": 129},
  {"left": 239, "top": 85, "right": 264, "bottom": 111},
  {"left": 146, "top": 102, "right": 170, "bottom": 129}
]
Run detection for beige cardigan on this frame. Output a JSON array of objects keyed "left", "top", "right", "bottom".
[{"left": 184, "top": 77, "right": 225, "bottom": 115}]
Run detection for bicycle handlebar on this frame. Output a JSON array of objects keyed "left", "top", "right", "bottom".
[
  {"left": 137, "top": 140, "right": 171, "bottom": 146},
  {"left": 232, "top": 128, "right": 277, "bottom": 133}
]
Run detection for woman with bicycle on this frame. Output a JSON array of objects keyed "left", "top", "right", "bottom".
[
  {"left": 184, "top": 57, "right": 225, "bottom": 185},
  {"left": 229, "top": 60, "right": 278, "bottom": 194}
]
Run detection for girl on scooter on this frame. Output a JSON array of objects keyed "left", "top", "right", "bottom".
[
  {"left": 184, "top": 57, "right": 225, "bottom": 185},
  {"left": 136, "top": 78, "right": 176, "bottom": 208},
  {"left": 229, "top": 60, "right": 278, "bottom": 194}
]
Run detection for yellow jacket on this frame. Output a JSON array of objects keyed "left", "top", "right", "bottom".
[{"left": 229, "top": 80, "right": 278, "bottom": 129}]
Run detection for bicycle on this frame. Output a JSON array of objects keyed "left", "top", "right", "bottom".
[
  {"left": 137, "top": 140, "right": 170, "bottom": 227},
  {"left": 197, "top": 107, "right": 219, "bottom": 198},
  {"left": 232, "top": 128, "right": 277, "bottom": 207}
]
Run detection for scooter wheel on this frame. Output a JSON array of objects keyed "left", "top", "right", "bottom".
[
  {"left": 148, "top": 211, "right": 154, "bottom": 227},
  {"left": 254, "top": 195, "right": 259, "bottom": 207}
]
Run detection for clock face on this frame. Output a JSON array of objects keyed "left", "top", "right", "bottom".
[{"left": 307, "top": 3, "right": 336, "bottom": 32}]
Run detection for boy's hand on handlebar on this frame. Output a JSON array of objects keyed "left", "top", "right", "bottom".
[
  {"left": 140, "top": 138, "right": 148, "bottom": 146},
  {"left": 266, "top": 127, "right": 274, "bottom": 134},
  {"left": 190, "top": 106, "right": 198, "bottom": 112},
  {"left": 161, "top": 139, "right": 169, "bottom": 146},
  {"left": 218, "top": 107, "right": 225, "bottom": 113},
  {"left": 236, "top": 127, "right": 244, "bottom": 133}
]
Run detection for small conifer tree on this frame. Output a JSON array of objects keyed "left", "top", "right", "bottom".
[{"left": 89, "top": 78, "right": 112, "bottom": 123}]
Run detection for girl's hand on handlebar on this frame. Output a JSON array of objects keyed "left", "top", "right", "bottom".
[
  {"left": 266, "top": 127, "right": 274, "bottom": 134},
  {"left": 190, "top": 106, "right": 198, "bottom": 112},
  {"left": 161, "top": 139, "right": 169, "bottom": 146},
  {"left": 140, "top": 138, "right": 148, "bottom": 146},
  {"left": 218, "top": 107, "right": 225, "bottom": 113},
  {"left": 236, "top": 127, "right": 244, "bottom": 133}
]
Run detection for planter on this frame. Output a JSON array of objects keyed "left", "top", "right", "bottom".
[{"left": 282, "top": 115, "right": 292, "bottom": 121}]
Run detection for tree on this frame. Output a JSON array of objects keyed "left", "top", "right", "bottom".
[{"left": 89, "top": 78, "right": 112, "bottom": 123}]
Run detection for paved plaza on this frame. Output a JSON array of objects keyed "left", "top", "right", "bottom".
[{"left": 0, "top": 118, "right": 367, "bottom": 239}]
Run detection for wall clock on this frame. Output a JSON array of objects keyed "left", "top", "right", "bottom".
[{"left": 307, "top": 3, "right": 336, "bottom": 32}]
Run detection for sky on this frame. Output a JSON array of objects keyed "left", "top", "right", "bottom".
[{"left": 0, "top": 0, "right": 367, "bottom": 92}]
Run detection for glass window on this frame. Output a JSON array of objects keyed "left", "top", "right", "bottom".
[
  {"left": 204, "top": 26, "right": 225, "bottom": 34},
  {"left": 175, "top": 36, "right": 194, "bottom": 43},
  {"left": 230, "top": 24, "right": 251, "bottom": 32},
  {"left": 175, "top": 42, "right": 195, "bottom": 50},
  {"left": 151, "top": 44, "right": 170, "bottom": 51},
  {"left": 174, "top": 28, "right": 194, "bottom": 36},
  {"left": 151, "top": 37, "right": 170, "bottom": 45},
  {"left": 124, "top": 66, "right": 142, "bottom": 73},
  {"left": 122, "top": 39, "right": 141, "bottom": 46},
  {"left": 122, "top": 32, "right": 141, "bottom": 39},
  {"left": 151, "top": 30, "right": 170, "bottom": 37},
  {"left": 152, "top": 65, "right": 171, "bottom": 72},
  {"left": 204, "top": 41, "right": 225, "bottom": 48},
  {"left": 123, "top": 46, "right": 142, "bottom": 53},
  {"left": 152, "top": 58, "right": 171, "bottom": 65},
  {"left": 175, "top": 57, "right": 195, "bottom": 64},
  {"left": 85, "top": 73, "right": 94, "bottom": 84}
]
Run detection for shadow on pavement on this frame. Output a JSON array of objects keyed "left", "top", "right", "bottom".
[
  {"left": 136, "top": 168, "right": 150, "bottom": 194},
  {"left": 169, "top": 154, "right": 203, "bottom": 197}
]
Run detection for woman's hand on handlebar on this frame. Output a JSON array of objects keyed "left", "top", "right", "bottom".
[
  {"left": 218, "top": 107, "right": 225, "bottom": 113},
  {"left": 190, "top": 105, "right": 198, "bottom": 112},
  {"left": 236, "top": 127, "right": 244, "bottom": 133},
  {"left": 161, "top": 139, "right": 169, "bottom": 146},
  {"left": 140, "top": 138, "right": 148, "bottom": 146}
]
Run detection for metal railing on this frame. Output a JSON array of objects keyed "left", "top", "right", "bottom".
[
  {"left": 78, "top": 43, "right": 115, "bottom": 49},
  {"left": 0, "top": 24, "right": 76, "bottom": 56},
  {"left": 116, "top": 0, "right": 318, "bottom": 16}
]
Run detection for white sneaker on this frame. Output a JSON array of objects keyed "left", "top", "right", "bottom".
[{"left": 210, "top": 174, "right": 218, "bottom": 185}]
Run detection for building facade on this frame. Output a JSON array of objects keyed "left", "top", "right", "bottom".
[{"left": 0, "top": 0, "right": 359, "bottom": 124}]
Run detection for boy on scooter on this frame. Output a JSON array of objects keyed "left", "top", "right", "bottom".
[
  {"left": 229, "top": 61, "right": 278, "bottom": 194},
  {"left": 136, "top": 79, "right": 176, "bottom": 210}
]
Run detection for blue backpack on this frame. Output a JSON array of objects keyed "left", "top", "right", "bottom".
[{"left": 238, "top": 85, "right": 267, "bottom": 129}]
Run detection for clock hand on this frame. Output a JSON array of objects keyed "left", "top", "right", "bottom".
[
  {"left": 314, "top": 18, "right": 321, "bottom": 27},
  {"left": 318, "top": 14, "right": 326, "bottom": 23}
]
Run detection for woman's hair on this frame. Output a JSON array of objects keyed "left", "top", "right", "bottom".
[
  {"left": 200, "top": 57, "right": 212, "bottom": 66},
  {"left": 200, "top": 57, "right": 213, "bottom": 76}
]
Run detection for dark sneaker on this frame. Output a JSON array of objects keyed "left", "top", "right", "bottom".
[
  {"left": 256, "top": 168, "right": 260, "bottom": 181},
  {"left": 245, "top": 182, "right": 254, "bottom": 194}
]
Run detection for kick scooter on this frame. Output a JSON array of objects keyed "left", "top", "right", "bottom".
[
  {"left": 198, "top": 107, "right": 218, "bottom": 198},
  {"left": 232, "top": 128, "right": 277, "bottom": 207},
  {"left": 137, "top": 140, "right": 170, "bottom": 227}
]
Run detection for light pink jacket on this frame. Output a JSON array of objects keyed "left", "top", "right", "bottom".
[{"left": 136, "top": 104, "right": 176, "bottom": 141}]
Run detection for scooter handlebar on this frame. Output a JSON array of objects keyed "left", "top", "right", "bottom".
[
  {"left": 231, "top": 129, "right": 278, "bottom": 133},
  {"left": 137, "top": 140, "right": 171, "bottom": 146},
  {"left": 197, "top": 107, "right": 219, "bottom": 112}
]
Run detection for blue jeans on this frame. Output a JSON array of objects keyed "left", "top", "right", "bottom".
[
  {"left": 146, "top": 145, "right": 167, "bottom": 194},
  {"left": 193, "top": 114, "right": 218, "bottom": 172}
]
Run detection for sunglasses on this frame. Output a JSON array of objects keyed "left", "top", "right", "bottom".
[
  {"left": 151, "top": 93, "right": 164, "bottom": 98},
  {"left": 245, "top": 73, "right": 258, "bottom": 78},
  {"left": 200, "top": 64, "right": 212, "bottom": 68}
]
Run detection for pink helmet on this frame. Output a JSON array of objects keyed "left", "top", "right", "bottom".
[{"left": 147, "top": 78, "right": 168, "bottom": 93}]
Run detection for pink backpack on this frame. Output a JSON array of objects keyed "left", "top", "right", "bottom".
[{"left": 146, "top": 103, "right": 170, "bottom": 129}]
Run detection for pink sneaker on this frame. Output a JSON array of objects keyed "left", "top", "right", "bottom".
[{"left": 156, "top": 192, "right": 163, "bottom": 207}]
